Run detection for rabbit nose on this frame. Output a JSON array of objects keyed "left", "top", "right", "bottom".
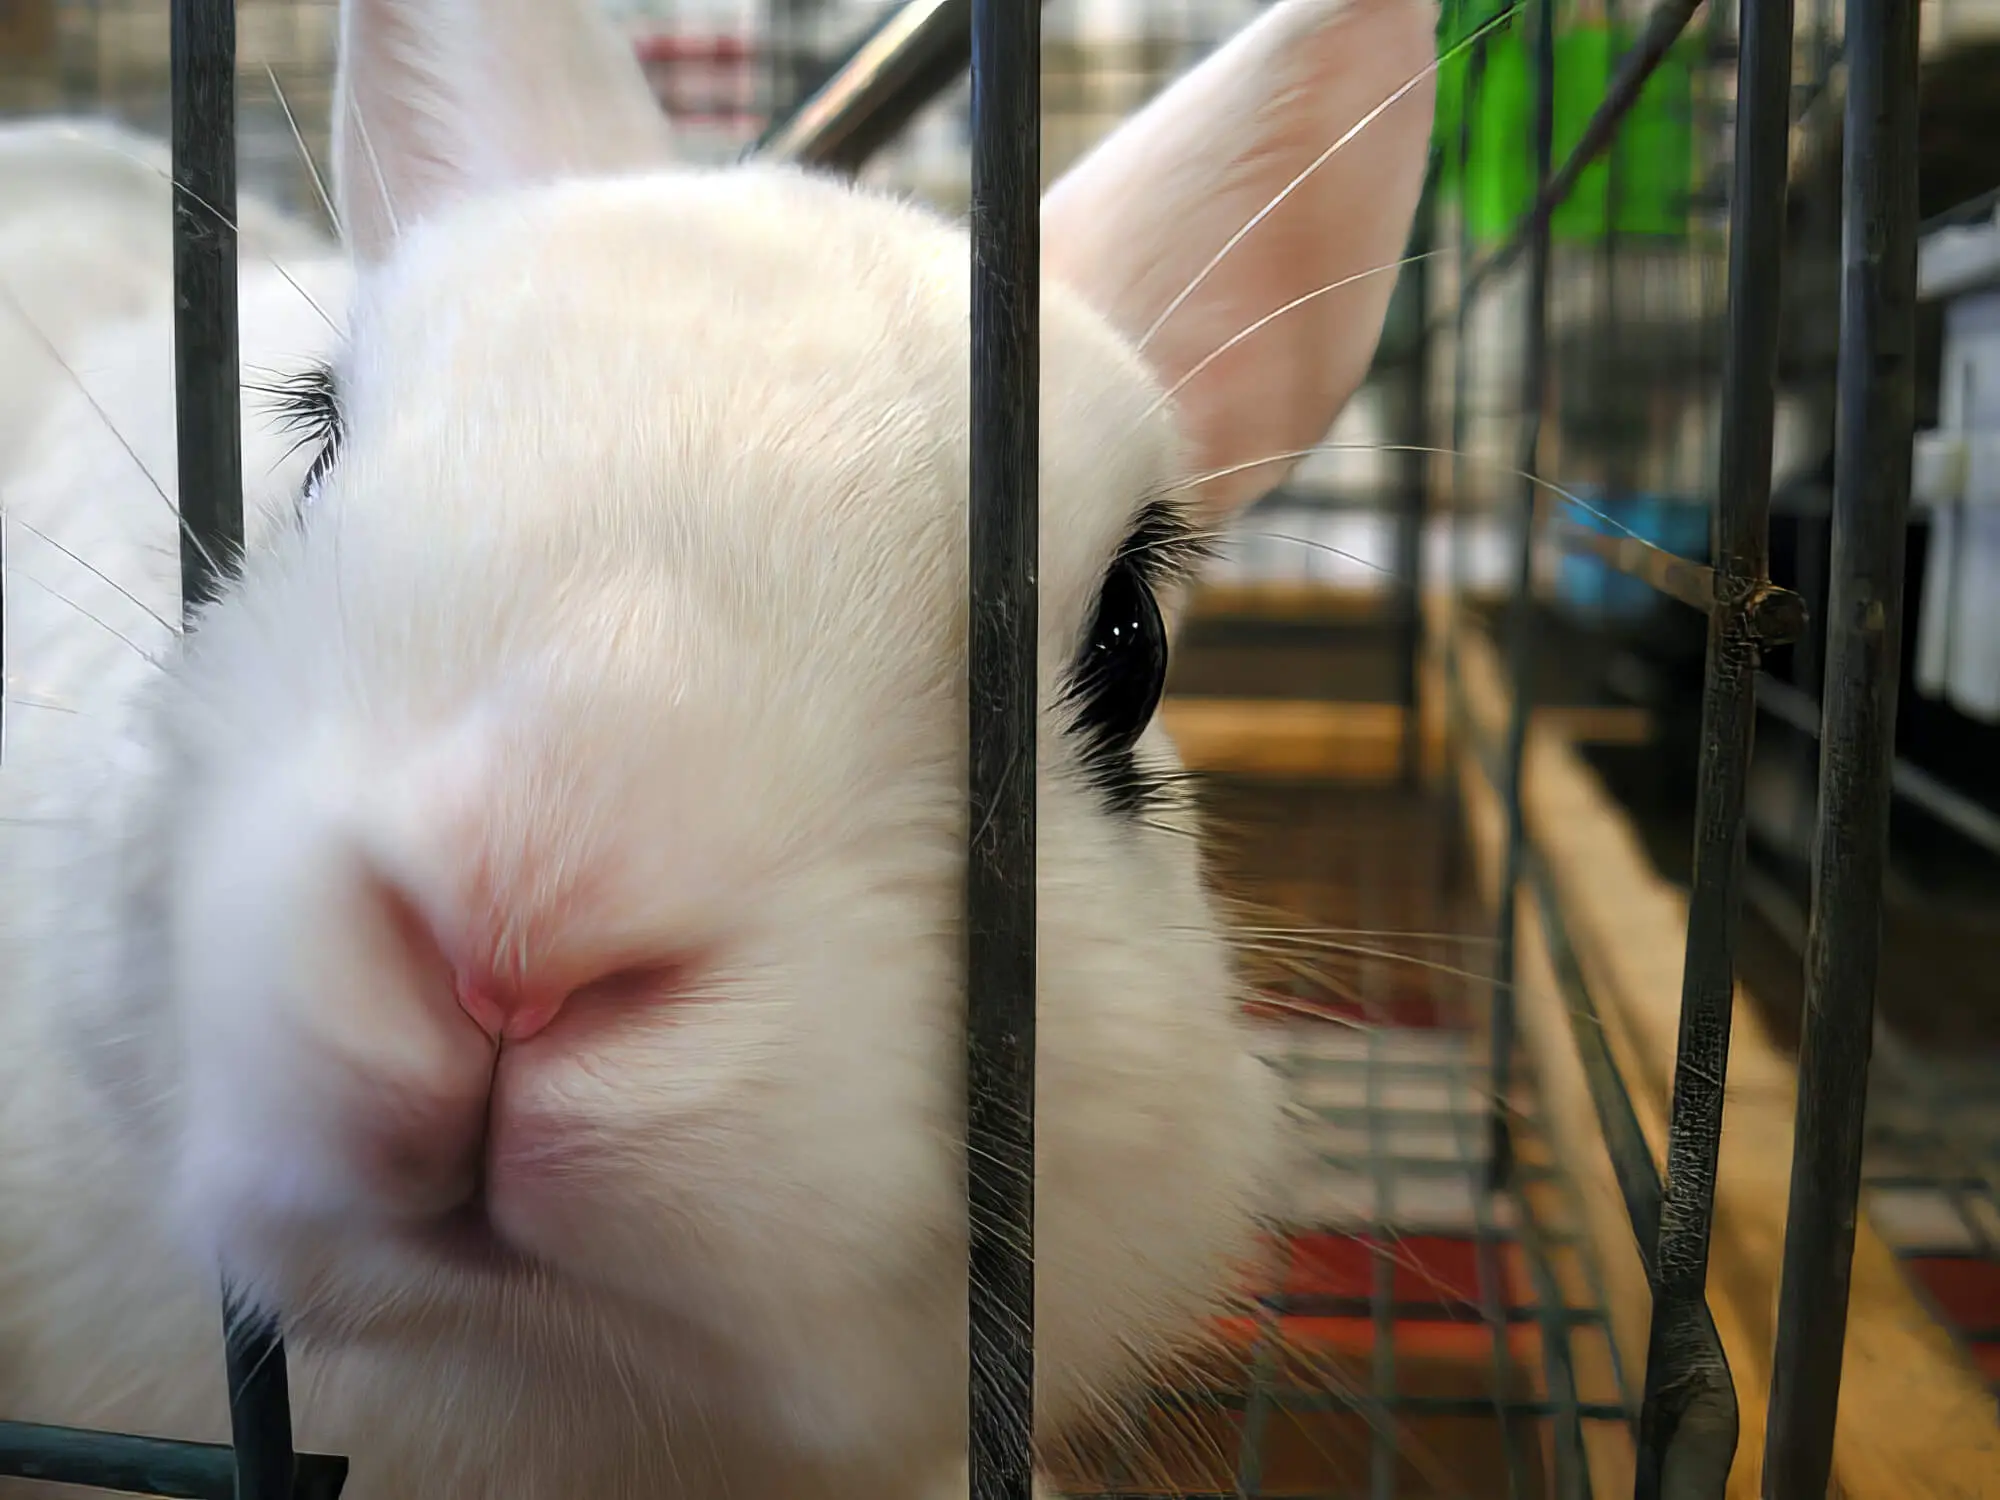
[
  {"left": 453, "top": 972, "right": 565, "bottom": 1043},
  {"left": 452, "top": 959, "right": 703, "bottom": 1044}
]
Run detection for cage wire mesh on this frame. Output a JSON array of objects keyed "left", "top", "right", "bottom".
[
  {"left": 1032, "top": 782, "right": 1634, "bottom": 1499},
  {"left": 1447, "top": 0, "right": 2000, "bottom": 1451},
  {"left": 0, "top": 0, "right": 1986, "bottom": 1493}
]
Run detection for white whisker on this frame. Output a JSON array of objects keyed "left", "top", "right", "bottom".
[
  {"left": 346, "top": 79, "right": 402, "bottom": 241},
  {"left": 1169, "top": 439, "right": 1655, "bottom": 549},
  {"left": 21, "top": 124, "right": 339, "bottom": 333},
  {"left": 0, "top": 277, "right": 219, "bottom": 586},
  {"left": 0, "top": 505, "right": 180, "bottom": 637},
  {"left": 8, "top": 569, "right": 167, "bottom": 667},
  {"left": 1151, "top": 250, "right": 1449, "bottom": 421},
  {"left": 265, "top": 64, "right": 341, "bottom": 238},
  {"left": 1137, "top": 8, "right": 1518, "bottom": 357}
]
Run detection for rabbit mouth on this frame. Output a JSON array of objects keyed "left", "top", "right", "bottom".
[{"left": 410, "top": 1198, "right": 544, "bottom": 1279}]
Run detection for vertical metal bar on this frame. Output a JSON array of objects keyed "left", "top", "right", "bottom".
[
  {"left": 174, "top": 5, "right": 297, "bottom": 1496},
  {"left": 1637, "top": 0, "right": 1794, "bottom": 1478},
  {"left": 1447, "top": 7, "right": 1485, "bottom": 612},
  {"left": 1438, "top": 3, "right": 1484, "bottom": 899},
  {"left": 1487, "top": 0, "right": 1557, "bottom": 1188},
  {"left": 1783, "top": 516, "right": 1828, "bottom": 869},
  {"left": 964, "top": 0, "right": 1038, "bottom": 1496},
  {"left": 225, "top": 1309, "right": 298, "bottom": 1500},
  {"left": 1397, "top": 175, "right": 1437, "bottom": 787},
  {"left": 173, "top": 0, "right": 244, "bottom": 613},
  {"left": 1600, "top": 0, "right": 1626, "bottom": 501},
  {"left": 1760, "top": 0, "right": 1920, "bottom": 1486},
  {"left": 1363, "top": 1026, "right": 1399, "bottom": 1500}
]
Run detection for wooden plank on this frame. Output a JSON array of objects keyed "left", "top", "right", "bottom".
[
  {"left": 1165, "top": 694, "right": 1652, "bottom": 780},
  {"left": 1446, "top": 614, "right": 2000, "bottom": 1500},
  {"left": 1164, "top": 698, "right": 1408, "bottom": 780},
  {"left": 1185, "top": 581, "right": 1397, "bottom": 626},
  {"left": 1185, "top": 580, "right": 1511, "bottom": 626}
]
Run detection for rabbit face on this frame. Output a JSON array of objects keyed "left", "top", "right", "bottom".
[{"left": 156, "top": 165, "right": 1275, "bottom": 1456}]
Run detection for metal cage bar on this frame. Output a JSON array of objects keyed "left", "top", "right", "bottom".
[
  {"left": 1395, "top": 173, "right": 1436, "bottom": 788},
  {"left": 1760, "top": 0, "right": 1923, "bottom": 1489},
  {"left": 1486, "top": 0, "right": 1559, "bottom": 1189},
  {"left": 964, "top": 0, "right": 1040, "bottom": 1496},
  {"left": 0, "top": 1, "right": 335, "bottom": 1492},
  {"left": 171, "top": 5, "right": 305, "bottom": 1496},
  {"left": 1422, "top": 0, "right": 1707, "bottom": 352},
  {"left": 1467, "top": 0, "right": 1704, "bottom": 296},
  {"left": 760, "top": 0, "right": 971, "bottom": 170},
  {"left": 1633, "top": 0, "right": 1794, "bottom": 1486},
  {"left": 173, "top": 0, "right": 246, "bottom": 611},
  {"left": 1434, "top": 0, "right": 1919, "bottom": 1492}
]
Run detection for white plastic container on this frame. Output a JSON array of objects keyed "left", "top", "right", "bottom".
[{"left": 1913, "top": 206, "right": 2000, "bottom": 724}]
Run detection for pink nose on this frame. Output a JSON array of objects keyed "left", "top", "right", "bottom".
[
  {"left": 450, "top": 960, "right": 699, "bottom": 1044},
  {"left": 453, "top": 974, "right": 565, "bottom": 1043}
]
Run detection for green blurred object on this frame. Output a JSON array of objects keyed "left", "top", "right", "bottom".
[{"left": 1434, "top": 1, "right": 1694, "bottom": 245}]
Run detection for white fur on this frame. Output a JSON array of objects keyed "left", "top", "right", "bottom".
[
  {"left": 0, "top": 2, "right": 1435, "bottom": 1496},
  {"left": 0, "top": 117, "right": 331, "bottom": 475}
]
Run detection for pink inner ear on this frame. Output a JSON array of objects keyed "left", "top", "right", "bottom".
[
  {"left": 1042, "top": 0, "right": 1439, "bottom": 523},
  {"left": 334, "top": 0, "right": 677, "bottom": 264}
]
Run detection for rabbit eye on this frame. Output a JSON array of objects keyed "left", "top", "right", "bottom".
[
  {"left": 1066, "top": 556, "right": 1170, "bottom": 815},
  {"left": 1074, "top": 559, "right": 1169, "bottom": 745}
]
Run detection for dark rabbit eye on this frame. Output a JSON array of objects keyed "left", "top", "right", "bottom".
[
  {"left": 1073, "top": 558, "right": 1170, "bottom": 750},
  {"left": 1066, "top": 556, "right": 1172, "bottom": 817}
]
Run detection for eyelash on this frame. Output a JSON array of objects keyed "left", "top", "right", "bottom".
[
  {"left": 1117, "top": 498, "right": 1213, "bottom": 589},
  {"left": 263, "top": 364, "right": 344, "bottom": 505}
]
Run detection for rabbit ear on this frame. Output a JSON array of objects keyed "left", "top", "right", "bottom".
[
  {"left": 1042, "top": 0, "right": 1437, "bottom": 521},
  {"left": 334, "top": 0, "right": 677, "bottom": 264}
]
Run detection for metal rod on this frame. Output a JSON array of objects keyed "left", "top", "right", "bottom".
[
  {"left": 1396, "top": 170, "right": 1438, "bottom": 786},
  {"left": 1444, "top": 628, "right": 1741, "bottom": 1500},
  {"left": 1423, "top": 0, "right": 1706, "bottom": 351},
  {"left": 223, "top": 1306, "right": 298, "bottom": 1500},
  {"left": 173, "top": 5, "right": 301, "bottom": 1492},
  {"left": 757, "top": 0, "right": 1052, "bottom": 173},
  {"left": 172, "top": 0, "right": 244, "bottom": 615},
  {"left": 1445, "top": 10, "right": 1486, "bottom": 612},
  {"left": 1636, "top": 0, "right": 1794, "bottom": 1483},
  {"left": 1761, "top": 0, "right": 1921, "bottom": 1484},
  {"left": 1474, "top": 0, "right": 1705, "bottom": 294},
  {"left": 1486, "top": 0, "right": 1557, "bottom": 1190},
  {"left": 1436, "top": 2, "right": 1487, "bottom": 902},
  {"left": 964, "top": 0, "right": 1038, "bottom": 1494},
  {"left": 0, "top": 1423, "right": 346, "bottom": 1500},
  {"left": 1549, "top": 523, "right": 1805, "bottom": 640},
  {"left": 758, "top": 0, "right": 964, "bottom": 167}
]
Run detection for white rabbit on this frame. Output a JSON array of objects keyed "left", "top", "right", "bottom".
[
  {"left": 0, "top": 0, "right": 1435, "bottom": 1495},
  {"left": 0, "top": 116, "right": 331, "bottom": 475}
]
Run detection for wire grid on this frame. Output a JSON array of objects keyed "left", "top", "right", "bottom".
[
  {"left": 1049, "top": 780, "right": 1633, "bottom": 1500},
  {"left": 1861, "top": 1040, "right": 2000, "bottom": 1402}
]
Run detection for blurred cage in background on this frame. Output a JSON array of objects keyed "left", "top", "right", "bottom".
[
  {"left": 5, "top": 0, "right": 2000, "bottom": 1496},
  {"left": 0, "top": 2, "right": 1276, "bottom": 228}
]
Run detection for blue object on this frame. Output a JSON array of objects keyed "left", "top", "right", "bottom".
[{"left": 1554, "top": 488, "right": 1710, "bottom": 624}]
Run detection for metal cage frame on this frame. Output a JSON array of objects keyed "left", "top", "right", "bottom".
[{"left": 0, "top": 0, "right": 1924, "bottom": 1496}]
